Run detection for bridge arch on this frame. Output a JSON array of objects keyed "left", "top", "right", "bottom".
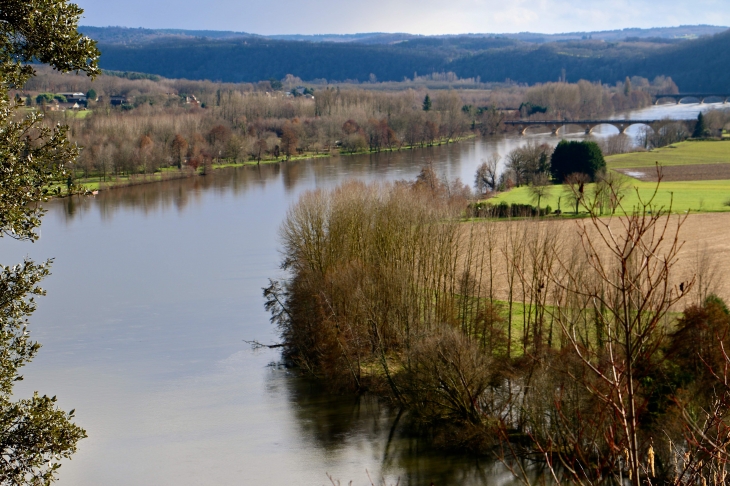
[
  {"left": 678, "top": 96, "right": 702, "bottom": 104},
  {"left": 506, "top": 119, "right": 674, "bottom": 137},
  {"left": 554, "top": 123, "right": 596, "bottom": 135},
  {"left": 702, "top": 95, "right": 727, "bottom": 104},
  {"left": 585, "top": 123, "right": 623, "bottom": 135},
  {"left": 655, "top": 96, "right": 681, "bottom": 105},
  {"left": 518, "top": 125, "right": 556, "bottom": 135},
  {"left": 654, "top": 93, "right": 730, "bottom": 105},
  {"left": 619, "top": 122, "right": 654, "bottom": 137}
]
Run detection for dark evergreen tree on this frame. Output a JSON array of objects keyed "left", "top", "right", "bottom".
[
  {"left": 549, "top": 140, "right": 606, "bottom": 182},
  {"left": 422, "top": 94, "right": 432, "bottom": 111},
  {"left": 693, "top": 112, "right": 709, "bottom": 138}
]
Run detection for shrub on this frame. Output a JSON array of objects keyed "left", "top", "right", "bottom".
[
  {"left": 468, "top": 202, "right": 549, "bottom": 218},
  {"left": 400, "top": 326, "right": 494, "bottom": 425}
]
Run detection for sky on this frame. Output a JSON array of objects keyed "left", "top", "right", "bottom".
[{"left": 76, "top": 0, "right": 730, "bottom": 35}]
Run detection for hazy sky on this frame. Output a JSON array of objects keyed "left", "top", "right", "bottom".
[{"left": 76, "top": 0, "right": 729, "bottom": 35}]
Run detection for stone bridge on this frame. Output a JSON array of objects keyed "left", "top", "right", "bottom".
[
  {"left": 504, "top": 119, "right": 668, "bottom": 136},
  {"left": 654, "top": 93, "right": 730, "bottom": 104}
]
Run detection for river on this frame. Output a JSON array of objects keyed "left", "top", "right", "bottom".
[{"left": 0, "top": 102, "right": 724, "bottom": 485}]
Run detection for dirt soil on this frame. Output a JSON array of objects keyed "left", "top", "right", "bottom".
[
  {"left": 468, "top": 212, "right": 730, "bottom": 306},
  {"left": 617, "top": 163, "right": 730, "bottom": 182},
  {"left": 672, "top": 212, "right": 730, "bottom": 302}
]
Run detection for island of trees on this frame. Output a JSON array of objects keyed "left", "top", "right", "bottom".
[{"left": 265, "top": 141, "right": 730, "bottom": 484}]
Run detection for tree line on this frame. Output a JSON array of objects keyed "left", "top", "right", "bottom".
[{"left": 18, "top": 68, "right": 662, "bottom": 184}]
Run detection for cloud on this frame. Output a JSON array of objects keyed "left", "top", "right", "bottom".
[{"left": 77, "top": 0, "right": 730, "bottom": 35}]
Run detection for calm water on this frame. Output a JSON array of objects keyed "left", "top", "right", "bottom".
[{"left": 0, "top": 103, "right": 722, "bottom": 485}]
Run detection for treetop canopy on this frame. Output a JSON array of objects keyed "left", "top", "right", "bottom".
[{"left": 549, "top": 139, "right": 606, "bottom": 182}]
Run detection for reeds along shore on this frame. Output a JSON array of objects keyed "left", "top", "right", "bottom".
[{"left": 266, "top": 172, "right": 730, "bottom": 486}]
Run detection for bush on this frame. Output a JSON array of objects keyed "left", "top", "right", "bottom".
[
  {"left": 341, "top": 133, "right": 367, "bottom": 153},
  {"left": 35, "top": 93, "right": 54, "bottom": 104},
  {"left": 468, "top": 201, "right": 550, "bottom": 218},
  {"left": 400, "top": 326, "right": 493, "bottom": 425},
  {"left": 550, "top": 140, "right": 606, "bottom": 182}
]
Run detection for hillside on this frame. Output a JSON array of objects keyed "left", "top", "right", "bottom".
[
  {"left": 82, "top": 25, "right": 730, "bottom": 90},
  {"left": 631, "top": 29, "right": 730, "bottom": 91},
  {"left": 80, "top": 25, "right": 727, "bottom": 45}
]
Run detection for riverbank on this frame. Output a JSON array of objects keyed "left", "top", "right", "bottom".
[{"left": 61, "top": 134, "right": 476, "bottom": 195}]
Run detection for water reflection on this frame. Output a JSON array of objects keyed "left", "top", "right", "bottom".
[
  {"left": 58, "top": 129, "right": 620, "bottom": 224},
  {"left": 60, "top": 163, "right": 286, "bottom": 222},
  {"left": 279, "top": 369, "right": 518, "bottom": 486}
]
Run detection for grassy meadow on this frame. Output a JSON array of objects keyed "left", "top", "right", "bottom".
[
  {"left": 488, "top": 179, "right": 730, "bottom": 213},
  {"left": 487, "top": 140, "right": 730, "bottom": 214},
  {"left": 605, "top": 140, "right": 730, "bottom": 168}
]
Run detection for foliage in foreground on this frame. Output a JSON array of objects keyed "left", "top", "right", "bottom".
[
  {"left": 267, "top": 169, "right": 730, "bottom": 486},
  {"left": 0, "top": 0, "right": 99, "bottom": 483}
]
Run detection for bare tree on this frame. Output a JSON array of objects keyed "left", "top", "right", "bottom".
[
  {"left": 593, "top": 170, "right": 630, "bottom": 215},
  {"left": 474, "top": 154, "right": 499, "bottom": 195},
  {"left": 549, "top": 171, "right": 693, "bottom": 485},
  {"left": 599, "top": 134, "right": 632, "bottom": 155},
  {"left": 527, "top": 172, "right": 552, "bottom": 214},
  {"left": 505, "top": 142, "right": 552, "bottom": 187},
  {"left": 562, "top": 172, "right": 590, "bottom": 214},
  {"left": 252, "top": 138, "right": 268, "bottom": 164}
]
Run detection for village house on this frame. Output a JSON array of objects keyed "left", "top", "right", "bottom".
[
  {"left": 109, "top": 95, "right": 128, "bottom": 106},
  {"left": 58, "top": 92, "right": 87, "bottom": 103}
]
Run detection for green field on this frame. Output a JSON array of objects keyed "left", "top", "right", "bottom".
[
  {"left": 488, "top": 179, "right": 730, "bottom": 214},
  {"left": 485, "top": 141, "right": 730, "bottom": 214},
  {"left": 606, "top": 140, "right": 730, "bottom": 168},
  {"left": 64, "top": 109, "right": 93, "bottom": 119}
]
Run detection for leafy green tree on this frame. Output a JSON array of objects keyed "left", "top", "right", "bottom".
[
  {"left": 549, "top": 139, "right": 606, "bottom": 182},
  {"left": 85, "top": 88, "right": 96, "bottom": 101},
  {"left": 422, "top": 94, "right": 431, "bottom": 111},
  {"left": 35, "top": 93, "right": 54, "bottom": 105},
  {"left": 0, "top": 0, "right": 99, "bottom": 483}
]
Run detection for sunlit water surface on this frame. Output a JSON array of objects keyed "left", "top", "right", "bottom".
[{"left": 0, "top": 103, "right": 724, "bottom": 485}]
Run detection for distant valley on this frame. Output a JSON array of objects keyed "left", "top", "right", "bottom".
[{"left": 79, "top": 25, "right": 730, "bottom": 91}]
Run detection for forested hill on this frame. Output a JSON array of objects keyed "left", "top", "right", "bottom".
[
  {"left": 449, "top": 29, "right": 730, "bottom": 89},
  {"left": 80, "top": 25, "right": 727, "bottom": 45},
  {"left": 83, "top": 26, "right": 730, "bottom": 91}
]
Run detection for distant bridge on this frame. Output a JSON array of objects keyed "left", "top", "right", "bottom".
[
  {"left": 653, "top": 93, "right": 730, "bottom": 104},
  {"left": 504, "top": 119, "right": 668, "bottom": 135}
]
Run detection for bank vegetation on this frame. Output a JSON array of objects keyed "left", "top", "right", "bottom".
[
  {"left": 265, "top": 169, "right": 730, "bottom": 486},
  {"left": 16, "top": 68, "right": 670, "bottom": 190}
]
